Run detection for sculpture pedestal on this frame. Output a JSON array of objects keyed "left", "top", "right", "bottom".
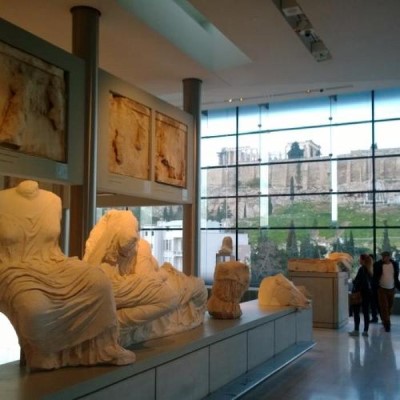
[{"left": 288, "top": 271, "right": 349, "bottom": 329}]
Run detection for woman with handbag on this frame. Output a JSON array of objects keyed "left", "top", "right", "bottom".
[{"left": 349, "top": 253, "right": 374, "bottom": 337}]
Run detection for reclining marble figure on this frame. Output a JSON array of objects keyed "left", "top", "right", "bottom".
[
  {"left": 0, "top": 180, "right": 136, "bottom": 370},
  {"left": 84, "top": 209, "right": 208, "bottom": 346}
]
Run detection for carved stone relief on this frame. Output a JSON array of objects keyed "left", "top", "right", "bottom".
[
  {"left": 0, "top": 41, "right": 66, "bottom": 161},
  {"left": 155, "top": 112, "right": 187, "bottom": 188},
  {"left": 108, "top": 93, "right": 150, "bottom": 179}
]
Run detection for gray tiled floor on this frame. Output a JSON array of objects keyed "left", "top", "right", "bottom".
[{"left": 241, "top": 316, "right": 400, "bottom": 400}]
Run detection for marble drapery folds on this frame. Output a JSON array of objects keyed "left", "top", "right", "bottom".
[{"left": 0, "top": 181, "right": 135, "bottom": 370}]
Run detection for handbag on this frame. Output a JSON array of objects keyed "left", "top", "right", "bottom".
[{"left": 350, "top": 291, "right": 362, "bottom": 305}]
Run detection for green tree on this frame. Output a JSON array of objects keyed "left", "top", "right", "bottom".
[
  {"left": 300, "top": 232, "right": 315, "bottom": 258},
  {"left": 290, "top": 176, "right": 295, "bottom": 201},
  {"left": 215, "top": 199, "right": 233, "bottom": 222},
  {"left": 250, "top": 230, "right": 287, "bottom": 284},
  {"left": 382, "top": 220, "right": 392, "bottom": 252},
  {"left": 286, "top": 220, "right": 298, "bottom": 258},
  {"left": 287, "top": 141, "right": 304, "bottom": 159}
]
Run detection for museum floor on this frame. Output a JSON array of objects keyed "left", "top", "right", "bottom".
[{"left": 241, "top": 315, "right": 400, "bottom": 400}]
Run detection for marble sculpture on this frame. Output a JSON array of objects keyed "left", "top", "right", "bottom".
[
  {"left": 207, "top": 260, "right": 250, "bottom": 319},
  {"left": 288, "top": 252, "right": 353, "bottom": 273},
  {"left": 258, "top": 273, "right": 311, "bottom": 309},
  {"left": 84, "top": 209, "right": 208, "bottom": 346},
  {"left": 218, "top": 236, "right": 233, "bottom": 256},
  {"left": 0, "top": 181, "right": 135, "bottom": 370}
]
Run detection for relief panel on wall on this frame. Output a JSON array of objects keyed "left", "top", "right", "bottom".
[
  {"left": 108, "top": 92, "right": 150, "bottom": 180},
  {"left": 155, "top": 112, "right": 187, "bottom": 188},
  {"left": 0, "top": 40, "right": 66, "bottom": 162}
]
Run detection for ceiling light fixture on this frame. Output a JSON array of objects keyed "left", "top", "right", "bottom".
[{"left": 272, "top": 0, "right": 332, "bottom": 62}]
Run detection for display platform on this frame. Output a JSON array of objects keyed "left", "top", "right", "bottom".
[
  {"left": 0, "top": 300, "right": 313, "bottom": 400},
  {"left": 289, "top": 271, "right": 349, "bottom": 329}
]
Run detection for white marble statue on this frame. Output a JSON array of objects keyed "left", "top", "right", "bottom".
[
  {"left": 0, "top": 181, "right": 136, "bottom": 370},
  {"left": 207, "top": 260, "right": 250, "bottom": 319},
  {"left": 258, "top": 273, "right": 311, "bottom": 309},
  {"left": 83, "top": 209, "right": 208, "bottom": 346},
  {"left": 218, "top": 236, "right": 233, "bottom": 256}
]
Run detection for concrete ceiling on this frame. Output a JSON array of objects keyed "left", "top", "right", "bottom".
[{"left": 1, "top": 0, "right": 400, "bottom": 110}]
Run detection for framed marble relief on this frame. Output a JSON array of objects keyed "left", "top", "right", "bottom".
[
  {"left": 155, "top": 112, "right": 187, "bottom": 188},
  {"left": 108, "top": 93, "right": 151, "bottom": 180},
  {"left": 0, "top": 18, "right": 84, "bottom": 184},
  {"left": 0, "top": 40, "right": 66, "bottom": 162}
]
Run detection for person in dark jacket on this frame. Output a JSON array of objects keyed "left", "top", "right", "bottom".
[
  {"left": 349, "top": 254, "right": 374, "bottom": 337},
  {"left": 369, "top": 253, "right": 379, "bottom": 323},
  {"left": 372, "top": 251, "right": 400, "bottom": 332}
]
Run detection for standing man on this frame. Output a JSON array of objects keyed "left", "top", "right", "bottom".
[{"left": 373, "top": 251, "right": 400, "bottom": 332}]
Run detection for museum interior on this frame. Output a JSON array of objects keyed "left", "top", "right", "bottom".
[{"left": 1, "top": 1, "right": 400, "bottom": 399}]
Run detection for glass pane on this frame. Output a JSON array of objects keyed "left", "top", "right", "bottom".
[
  {"left": 200, "top": 198, "right": 236, "bottom": 228},
  {"left": 333, "top": 92, "right": 372, "bottom": 123},
  {"left": 336, "top": 193, "right": 373, "bottom": 227},
  {"left": 238, "top": 133, "right": 262, "bottom": 164},
  {"left": 238, "top": 166, "right": 260, "bottom": 196},
  {"left": 268, "top": 194, "right": 332, "bottom": 228},
  {"left": 238, "top": 104, "right": 269, "bottom": 133},
  {"left": 375, "top": 157, "right": 400, "bottom": 189},
  {"left": 201, "top": 108, "right": 237, "bottom": 137},
  {"left": 267, "top": 97, "right": 331, "bottom": 129},
  {"left": 200, "top": 230, "right": 240, "bottom": 283},
  {"left": 202, "top": 167, "right": 236, "bottom": 197},
  {"left": 375, "top": 199, "right": 400, "bottom": 226},
  {"left": 140, "top": 229, "right": 183, "bottom": 271},
  {"left": 201, "top": 136, "right": 237, "bottom": 167},
  {"left": 375, "top": 120, "right": 400, "bottom": 155},
  {"left": 337, "top": 158, "right": 373, "bottom": 192},
  {"left": 247, "top": 229, "right": 290, "bottom": 286},
  {"left": 127, "top": 206, "right": 183, "bottom": 226},
  {"left": 332, "top": 123, "right": 372, "bottom": 157},
  {"left": 375, "top": 228, "right": 400, "bottom": 261},
  {"left": 261, "top": 126, "right": 328, "bottom": 161},
  {"left": 375, "top": 88, "right": 400, "bottom": 120},
  {"left": 238, "top": 197, "right": 260, "bottom": 227},
  {"left": 268, "top": 160, "right": 332, "bottom": 195}
]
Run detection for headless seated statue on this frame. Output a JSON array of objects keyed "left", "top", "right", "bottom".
[
  {"left": 0, "top": 181, "right": 135, "bottom": 370},
  {"left": 83, "top": 209, "right": 208, "bottom": 346},
  {"left": 207, "top": 260, "right": 250, "bottom": 319}
]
